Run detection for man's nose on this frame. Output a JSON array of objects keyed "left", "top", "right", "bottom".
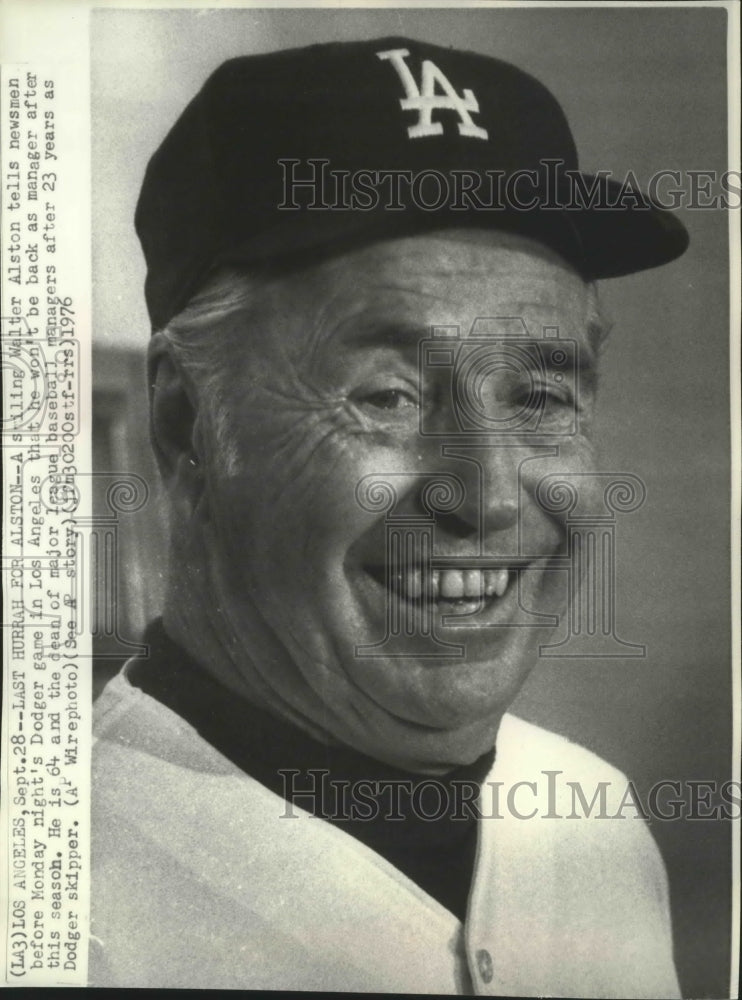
[{"left": 429, "top": 444, "right": 523, "bottom": 538}]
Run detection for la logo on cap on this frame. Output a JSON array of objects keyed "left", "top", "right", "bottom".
[{"left": 377, "top": 47, "right": 489, "bottom": 141}]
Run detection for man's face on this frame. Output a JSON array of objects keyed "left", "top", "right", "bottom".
[{"left": 193, "top": 229, "right": 599, "bottom": 772}]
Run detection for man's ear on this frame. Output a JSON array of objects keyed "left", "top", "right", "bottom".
[{"left": 147, "top": 333, "right": 204, "bottom": 502}]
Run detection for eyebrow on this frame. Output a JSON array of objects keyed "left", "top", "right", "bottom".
[
  {"left": 340, "top": 321, "right": 428, "bottom": 350},
  {"left": 343, "top": 320, "right": 598, "bottom": 375}
]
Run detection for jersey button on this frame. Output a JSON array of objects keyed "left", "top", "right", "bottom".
[{"left": 476, "top": 948, "right": 493, "bottom": 984}]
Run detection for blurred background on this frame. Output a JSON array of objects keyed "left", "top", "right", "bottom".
[{"left": 91, "top": 7, "right": 732, "bottom": 997}]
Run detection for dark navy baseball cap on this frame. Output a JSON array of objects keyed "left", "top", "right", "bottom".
[{"left": 135, "top": 36, "right": 689, "bottom": 331}]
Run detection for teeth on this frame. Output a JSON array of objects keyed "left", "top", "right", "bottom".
[
  {"left": 485, "top": 568, "right": 509, "bottom": 598},
  {"left": 463, "top": 569, "right": 482, "bottom": 598},
  {"left": 440, "top": 570, "right": 464, "bottom": 599},
  {"left": 391, "top": 569, "right": 422, "bottom": 599},
  {"left": 389, "top": 568, "right": 510, "bottom": 601},
  {"left": 406, "top": 569, "right": 422, "bottom": 599}
]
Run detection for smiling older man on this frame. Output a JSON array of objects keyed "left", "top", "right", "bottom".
[{"left": 90, "top": 38, "right": 688, "bottom": 994}]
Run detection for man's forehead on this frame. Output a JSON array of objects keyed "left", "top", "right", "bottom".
[
  {"left": 266, "top": 229, "right": 594, "bottom": 337},
  {"left": 197, "top": 229, "right": 604, "bottom": 370},
  {"left": 306, "top": 228, "right": 584, "bottom": 280}
]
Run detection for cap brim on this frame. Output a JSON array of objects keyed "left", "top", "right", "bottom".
[
  {"left": 214, "top": 172, "right": 688, "bottom": 287},
  {"left": 564, "top": 174, "right": 689, "bottom": 279}
]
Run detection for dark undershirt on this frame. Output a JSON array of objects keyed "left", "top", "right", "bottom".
[{"left": 127, "top": 619, "right": 495, "bottom": 921}]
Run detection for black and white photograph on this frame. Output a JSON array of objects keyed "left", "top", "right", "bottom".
[{"left": 1, "top": 2, "right": 739, "bottom": 996}]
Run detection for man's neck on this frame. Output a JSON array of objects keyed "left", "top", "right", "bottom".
[{"left": 129, "top": 617, "right": 495, "bottom": 922}]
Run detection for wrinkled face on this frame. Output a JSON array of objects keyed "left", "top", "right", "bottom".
[{"left": 195, "top": 230, "right": 600, "bottom": 772}]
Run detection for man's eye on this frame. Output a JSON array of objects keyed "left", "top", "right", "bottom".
[
  {"left": 355, "top": 388, "right": 418, "bottom": 411},
  {"left": 512, "top": 383, "right": 574, "bottom": 411},
  {"left": 531, "top": 387, "right": 572, "bottom": 408}
]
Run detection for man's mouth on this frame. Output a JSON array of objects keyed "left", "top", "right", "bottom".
[{"left": 366, "top": 565, "right": 511, "bottom": 607}]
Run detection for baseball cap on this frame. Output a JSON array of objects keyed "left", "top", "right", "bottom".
[{"left": 135, "top": 36, "right": 690, "bottom": 331}]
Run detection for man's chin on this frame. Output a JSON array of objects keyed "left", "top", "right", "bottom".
[
  {"left": 334, "top": 705, "right": 506, "bottom": 775},
  {"left": 338, "top": 647, "right": 530, "bottom": 738}
]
